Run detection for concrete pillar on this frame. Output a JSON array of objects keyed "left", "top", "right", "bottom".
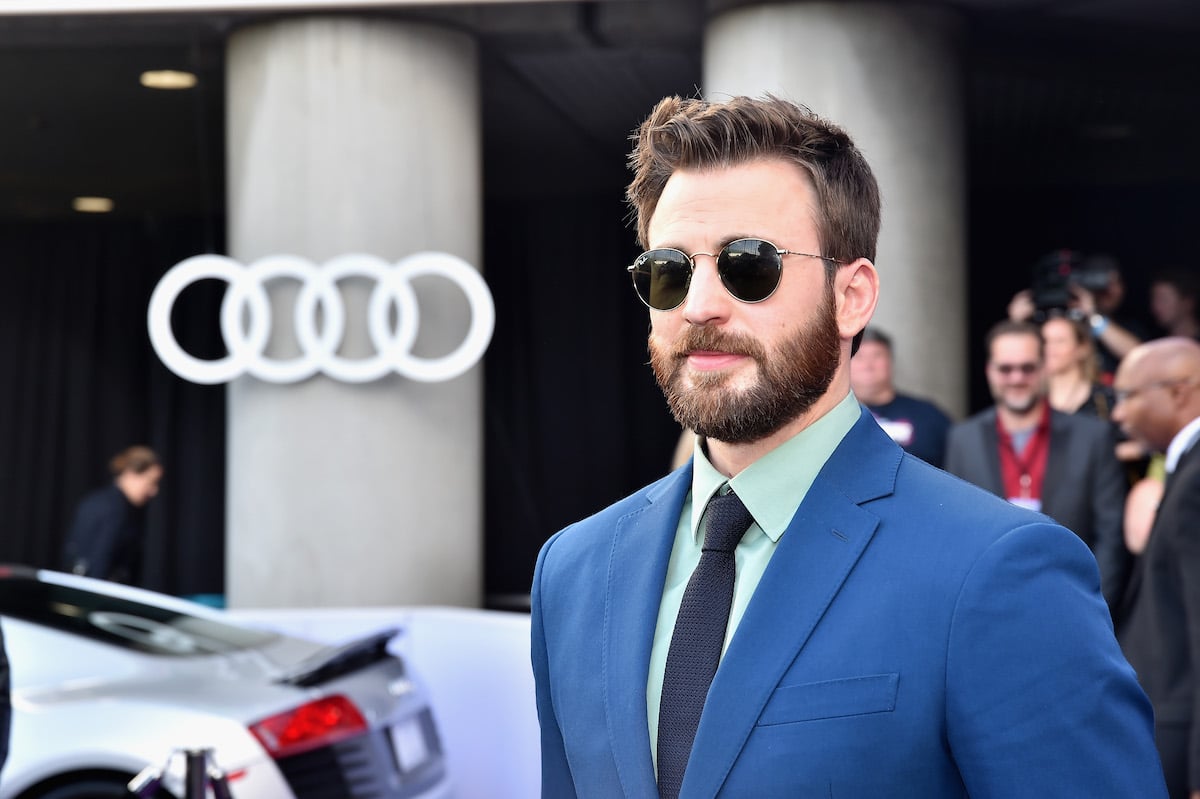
[
  {"left": 225, "top": 17, "right": 483, "bottom": 607},
  {"left": 705, "top": 2, "right": 967, "bottom": 416}
]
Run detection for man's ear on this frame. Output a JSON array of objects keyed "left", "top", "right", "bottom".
[{"left": 836, "top": 258, "right": 879, "bottom": 342}]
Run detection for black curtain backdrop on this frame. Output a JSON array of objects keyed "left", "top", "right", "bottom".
[
  {"left": 0, "top": 217, "right": 226, "bottom": 596},
  {"left": 482, "top": 194, "right": 682, "bottom": 607}
]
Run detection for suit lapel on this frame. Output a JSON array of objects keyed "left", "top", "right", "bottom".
[
  {"left": 679, "top": 414, "right": 898, "bottom": 798},
  {"left": 978, "top": 409, "right": 1005, "bottom": 496},
  {"left": 605, "top": 467, "right": 691, "bottom": 798},
  {"left": 1163, "top": 439, "right": 1200, "bottom": 503},
  {"left": 1041, "top": 410, "right": 1068, "bottom": 514}
]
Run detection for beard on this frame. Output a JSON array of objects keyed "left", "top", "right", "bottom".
[
  {"left": 993, "top": 385, "right": 1042, "bottom": 416},
  {"left": 648, "top": 282, "right": 842, "bottom": 444}
]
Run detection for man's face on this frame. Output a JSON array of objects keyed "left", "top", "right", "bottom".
[
  {"left": 986, "top": 332, "right": 1045, "bottom": 416},
  {"left": 645, "top": 159, "right": 843, "bottom": 444},
  {"left": 850, "top": 340, "right": 893, "bottom": 402},
  {"left": 126, "top": 465, "right": 163, "bottom": 507},
  {"left": 1111, "top": 355, "right": 1177, "bottom": 453},
  {"left": 1041, "top": 317, "right": 1082, "bottom": 376},
  {"left": 1150, "top": 282, "right": 1192, "bottom": 329}
]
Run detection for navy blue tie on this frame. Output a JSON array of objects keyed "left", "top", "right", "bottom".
[{"left": 657, "top": 490, "right": 755, "bottom": 799}]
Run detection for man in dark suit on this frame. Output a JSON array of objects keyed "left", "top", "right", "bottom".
[
  {"left": 61, "top": 445, "right": 162, "bottom": 585},
  {"left": 1114, "top": 337, "right": 1200, "bottom": 799},
  {"left": 530, "top": 95, "right": 1165, "bottom": 798},
  {"left": 944, "top": 319, "right": 1130, "bottom": 609}
]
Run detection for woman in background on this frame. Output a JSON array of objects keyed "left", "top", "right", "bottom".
[{"left": 1041, "top": 314, "right": 1116, "bottom": 418}]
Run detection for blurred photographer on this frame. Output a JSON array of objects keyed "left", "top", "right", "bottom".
[
  {"left": 1008, "top": 251, "right": 1143, "bottom": 383},
  {"left": 1149, "top": 267, "right": 1200, "bottom": 341}
]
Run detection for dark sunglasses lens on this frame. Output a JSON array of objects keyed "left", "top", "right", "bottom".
[
  {"left": 995, "top": 363, "right": 1038, "bottom": 376},
  {"left": 632, "top": 249, "right": 691, "bottom": 310},
  {"left": 718, "top": 239, "right": 782, "bottom": 302}
]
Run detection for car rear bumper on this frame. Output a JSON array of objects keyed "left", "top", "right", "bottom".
[{"left": 275, "top": 709, "right": 448, "bottom": 799}]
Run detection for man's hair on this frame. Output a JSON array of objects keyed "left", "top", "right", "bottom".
[
  {"left": 860, "top": 326, "right": 893, "bottom": 353},
  {"left": 985, "top": 319, "right": 1044, "bottom": 360},
  {"left": 626, "top": 95, "right": 881, "bottom": 265},
  {"left": 109, "top": 445, "right": 160, "bottom": 476}
]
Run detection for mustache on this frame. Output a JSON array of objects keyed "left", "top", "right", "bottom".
[{"left": 669, "top": 326, "right": 764, "bottom": 360}]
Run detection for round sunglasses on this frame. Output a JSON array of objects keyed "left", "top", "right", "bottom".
[{"left": 626, "top": 237, "right": 838, "bottom": 311}]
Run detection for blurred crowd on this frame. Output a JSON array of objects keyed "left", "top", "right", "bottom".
[{"left": 851, "top": 254, "right": 1198, "bottom": 590}]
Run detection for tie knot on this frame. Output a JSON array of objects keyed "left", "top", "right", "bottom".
[{"left": 702, "top": 491, "right": 754, "bottom": 553}]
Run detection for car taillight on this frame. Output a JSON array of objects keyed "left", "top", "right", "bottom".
[{"left": 249, "top": 695, "right": 368, "bottom": 759}]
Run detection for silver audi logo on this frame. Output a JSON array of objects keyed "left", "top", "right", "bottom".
[{"left": 147, "top": 252, "right": 495, "bottom": 385}]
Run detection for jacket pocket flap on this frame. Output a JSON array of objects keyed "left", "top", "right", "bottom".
[{"left": 758, "top": 673, "right": 898, "bottom": 726}]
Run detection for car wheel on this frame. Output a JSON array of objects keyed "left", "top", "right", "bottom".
[{"left": 33, "top": 777, "right": 170, "bottom": 799}]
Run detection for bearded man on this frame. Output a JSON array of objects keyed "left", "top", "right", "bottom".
[{"left": 530, "top": 95, "right": 1165, "bottom": 798}]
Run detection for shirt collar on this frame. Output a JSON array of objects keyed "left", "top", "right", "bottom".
[
  {"left": 1166, "top": 415, "right": 1200, "bottom": 474},
  {"left": 689, "top": 391, "right": 860, "bottom": 544}
]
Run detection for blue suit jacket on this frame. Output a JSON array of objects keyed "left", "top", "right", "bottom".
[{"left": 531, "top": 411, "right": 1166, "bottom": 797}]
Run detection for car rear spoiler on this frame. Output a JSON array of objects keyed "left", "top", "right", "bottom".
[{"left": 277, "top": 626, "right": 402, "bottom": 687}]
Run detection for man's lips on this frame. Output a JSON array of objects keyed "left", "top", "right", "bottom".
[{"left": 685, "top": 350, "right": 748, "bottom": 370}]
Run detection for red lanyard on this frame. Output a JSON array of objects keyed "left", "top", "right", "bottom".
[{"left": 996, "top": 404, "right": 1051, "bottom": 499}]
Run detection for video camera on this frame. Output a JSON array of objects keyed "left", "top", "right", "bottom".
[{"left": 1030, "top": 249, "right": 1114, "bottom": 313}]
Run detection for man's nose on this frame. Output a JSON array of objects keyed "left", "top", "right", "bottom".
[{"left": 681, "top": 254, "right": 732, "bottom": 326}]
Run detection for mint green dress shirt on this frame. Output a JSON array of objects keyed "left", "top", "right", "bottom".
[{"left": 646, "top": 391, "right": 861, "bottom": 769}]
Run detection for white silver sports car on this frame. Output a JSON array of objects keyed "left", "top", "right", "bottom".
[{"left": 0, "top": 565, "right": 452, "bottom": 799}]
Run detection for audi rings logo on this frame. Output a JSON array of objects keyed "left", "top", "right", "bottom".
[{"left": 147, "top": 252, "right": 495, "bottom": 385}]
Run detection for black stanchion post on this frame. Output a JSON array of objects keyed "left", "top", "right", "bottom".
[
  {"left": 184, "top": 749, "right": 207, "bottom": 799},
  {"left": 209, "top": 762, "right": 235, "bottom": 799}
]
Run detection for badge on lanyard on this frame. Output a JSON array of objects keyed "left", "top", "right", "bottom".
[
  {"left": 1008, "top": 496, "right": 1042, "bottom": 512},
  {"left": 1008, "top": 474, "right": 1041, "bottom": 511}
]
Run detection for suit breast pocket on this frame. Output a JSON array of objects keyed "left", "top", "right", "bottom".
[{"left": 757, "top": 673, "right": 899, "bottom": 727}]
